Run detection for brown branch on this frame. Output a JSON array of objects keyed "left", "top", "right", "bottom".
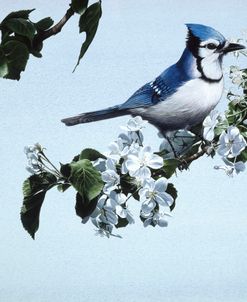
[
  {"left": 33, "top": 7, "right": 74, "bottom": 48},
  {"left": 179, "top": 145, "right": 210, "bottom": 170}
]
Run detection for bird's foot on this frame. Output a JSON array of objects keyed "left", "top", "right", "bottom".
[{"left": 177, "top": 158, "right": 190, "bottom": 171}]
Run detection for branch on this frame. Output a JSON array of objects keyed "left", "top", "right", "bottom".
[
  {"left": 33, "top": 7, "right": 74, "bottom": 47},
  {"left": 179, "top": 145, "right": 209, "bottom": 170}
]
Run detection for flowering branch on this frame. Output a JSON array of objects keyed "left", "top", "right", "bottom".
[{"left": 20, "top": 36, "right": 247, "bottom": 239}]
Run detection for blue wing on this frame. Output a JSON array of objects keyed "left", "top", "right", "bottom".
[{"left": 119, "top": 63, "right": 189, "bottom": 111}]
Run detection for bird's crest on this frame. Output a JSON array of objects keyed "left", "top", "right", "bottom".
[{"left": 186, "top": 23, "right": 226, "bottom": 44}]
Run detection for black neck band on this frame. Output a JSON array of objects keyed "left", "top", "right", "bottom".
[{"left": 196, "top": 58, "right": 223, "bottom": 83}]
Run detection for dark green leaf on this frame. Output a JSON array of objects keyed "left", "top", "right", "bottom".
[
  {"left": 0, "top": 47, "right": 8, "bottom": 77},
  {"left": 181, "top": 142, "right": 201, "bottom": 161},
  {"left": 30, "top": 50, "right": 42, "bottom": 58},
  {"left": 68, "top": 159, "right": 103, "bottom": 201},
  {"left": 120, "top": 175, "right": 139, "bottom": 200},
  {"left": 79, "top": 148, "right": 106, "bottom": 161},
  {"left": 21, "top": 172, "right": 57, "bottom": 239},
  {"left": 72, "top": 154, "right": 80, "bottom": 162},
  {"left": 115, "top": 217, "right": 129, "bottom": 228},
  {"left": 71, "top": 0, "right": 89, "bottom": 14},
  {"left": 166, "top": 183, "right": 178, "bottom": 211},
  {"left": 214, "top": 120, "right": 228, "bottom": 136},
  {"left": 2, "top": 40, "right": 29, "bottom": 80},
  {"left": 75, "top": 192, "right": 98, "bottom": 219},
  {"left": 162, "top": 159, "right": 179, "bottom": 178},
  {"left": 60, "top": 163, "right": 71, "bottom": 178},
  {"left": 4, "top": 18, "right": 36, "bottom": 39},
  {"left": 73, "top": 2, "right": 102, "bottom": 71},
  {"left": 57, "top": 183, "right": 71, "bottom": 192},
  {"left": 2, "top": 9, "right": 35, "bottom": 21},
  {"left": 237, "top": 148, "right": 247, "bottom": 162},
  {"left": 35, "top": 17, "right": 54, "bottom": 31}
]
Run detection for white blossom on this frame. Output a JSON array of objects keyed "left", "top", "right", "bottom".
[
  {"left": 24, "top": 143, "right": 42, "bottom": 155},
  {"left": 121, "top": 116, "right": 148, "bottom": 132},
  {"left": 93, "top": 158, "right": 106, "bottom": 172},
  {"left": 91, "top": 194, "right": 118, "bottom": 229},
  {"left": 109, "top": 191, "right": 135, "bottom": 224},
  {"left": 108, "top": 137, "right": 129, "bottom": 162},
  {"left": 214, "top": 158, "right": 245, "bottom": 177},
  {"left": 228, "top": 93, "right": 245, "bottom": 106},
  {"left": 125, "top": 146, "right": 163, "bottom": 180},
  {"left": 24, "top": 143, "right": 42, "bottom": 174},
  {"left": 119, "top": 116, "right": 147, "bottom": 146},
  {"left": 101, "top": 159, "right": 120, "bottom": 194},
  {"left": 229, "top": 65, "right": 247, "bottom": 87},
  {"left": 139, "top": 177, "right": 174, "bottom": 211},
  {"left": 217, "top": 126, "right": 247, "bottom": 158},
  {"left": 143, "top": 211, "right": 171, "bottom": 228},
  {"left": 118, "top": 130, "right": 144, "bottom": 146},
  {"left": 203, "top": 110, "right": 220, "bottom": 141}
]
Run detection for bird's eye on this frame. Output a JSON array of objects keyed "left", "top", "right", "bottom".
[{"left": 206, "top": 43, "right": 217, "bottom": 50}]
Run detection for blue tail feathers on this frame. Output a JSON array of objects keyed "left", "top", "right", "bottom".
[{"left": 61, "top": 105, "right": 128, "bottom": 126}]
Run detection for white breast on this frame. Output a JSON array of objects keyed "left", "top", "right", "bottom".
[{"left": 131, "top": 78, "right": 224, "bottom": 131}]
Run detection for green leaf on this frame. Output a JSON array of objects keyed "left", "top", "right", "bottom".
[
  {"left": 2, "top": 9, "right": 35, "bottom": 21},
  {"left": 214, "top": 120, "right": 228, "bottom": 136},
  {"left": 35, "top": 17, "right": 54, "bottom": 31},
  {"left": 75, "top": 192, "right": 98, "bottom": 219},
  {"left": 237, "top": 148, "right": 247, "bottom": 162},
  {"left": 73, "top": 2, "right": 102, "bottom": 71},
  {"left": 1, "top": 40, "right": 29, "bottom": 80},
  {"left": 166, "top": 183, "right": 178, "bottom": 211},
  {"left": 21, "top": 172, "right": 57, "bottom": 239},
  {"left": 4, "top": 18, "right": 36, "bottom": 39},
  {"left": 79, "top": 148, "right": 106, "bottom": 161},
  {"left": 30, "top": 50, "right": 42, "bottom": 58},
  {"left": 57, "top": 183, "right": 71, "bottom": 192},
  {"left": 0, "top": 47, "right": 8, "bottom": 77},
  {"left": 185, "top": 142, "right": 200, "bottom": 156},
  {"left": 71, "top": 0, "right": 89, "bottom": 14},
  {"left": 120, "top": 175, "right": 139, "bottom": 201},
  {"left": 60, "top": 163, "right": 72, "bottom": 179},
  {"left": 115, "top": 217, "right": 129, "bottom": 228},
  {"left": 68, "top": 159, "right": 103, "bottom": 201},
  {"left": 162, "top": 159, "right": 179, "bottom": 178}
]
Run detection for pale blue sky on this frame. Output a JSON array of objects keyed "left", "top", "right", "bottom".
[{"left": 1, "top": 1, "right": 247, "bottom": 301}]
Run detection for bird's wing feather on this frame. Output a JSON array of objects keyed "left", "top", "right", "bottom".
[{"left": 119, "top": 76, "right": 176, "bottom": 110}]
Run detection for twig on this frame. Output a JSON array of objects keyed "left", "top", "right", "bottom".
[
  {"left": 179, "top": 145, "right": 209, "bottom": 169},
  {"left": 33, "top": 7, "right": 74, "bottom": 47}
]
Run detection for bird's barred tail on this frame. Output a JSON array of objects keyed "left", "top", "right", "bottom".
[{"left": 61, "top": 106, "right": 128, "bottom": 126}]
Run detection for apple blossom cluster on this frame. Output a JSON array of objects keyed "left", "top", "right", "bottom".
[
  {"left": 202, "top": 110, "right": 246, "bottom": 178},
  {"left": 90, "top": 116, "right": 174, "bottom": 237},
  {"left": 24, "top": 143, "right": 43, "bottom": 174},
  {"left": 202, "top": 51, "right": 247, "bottom": 177}
]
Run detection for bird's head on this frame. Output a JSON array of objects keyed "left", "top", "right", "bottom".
[{"left": 186, "top": 23, "right": 245, "bottom": 60}]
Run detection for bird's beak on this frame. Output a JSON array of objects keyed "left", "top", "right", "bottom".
[{"left": 223, "top": 42, "right": 246, "bottom": 54}]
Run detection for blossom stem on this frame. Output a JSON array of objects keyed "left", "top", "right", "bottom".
[
  {"left": 125, "top": 187, "right": 141, "bottom": 203},
  {"left": 227, "top": 107, "right": 247, "bottom": 117},
  {"left": 39, "top": 152, "right": 61, "bottom": 175}
]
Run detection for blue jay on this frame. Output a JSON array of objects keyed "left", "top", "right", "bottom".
[{"left": 62, "top": 24, "right": 245, "bottom": 135}]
